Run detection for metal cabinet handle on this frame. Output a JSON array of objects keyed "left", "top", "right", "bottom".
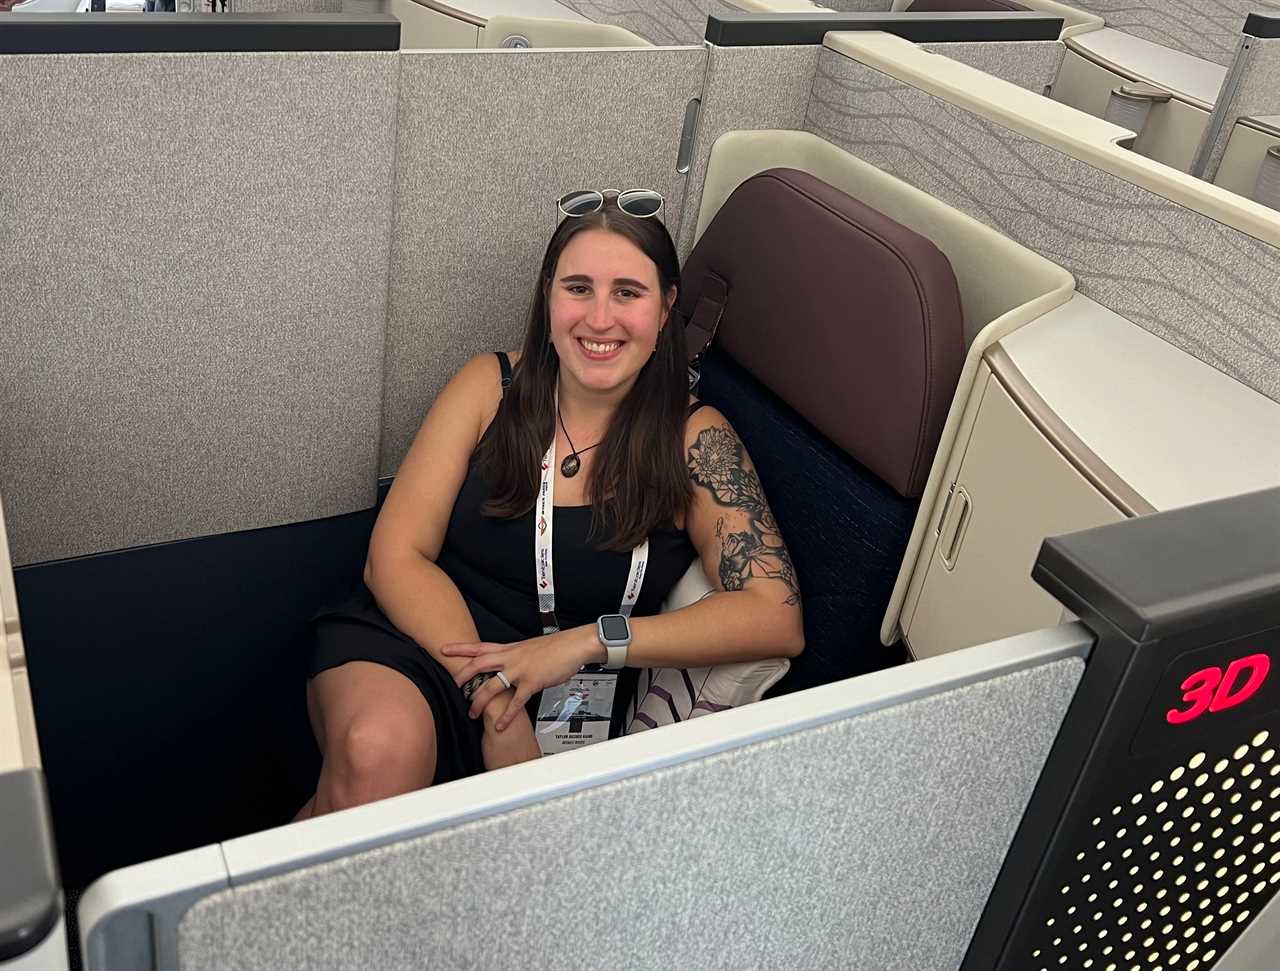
[{"left": 939, "top": 486, "right": 972, "bottom": 571}]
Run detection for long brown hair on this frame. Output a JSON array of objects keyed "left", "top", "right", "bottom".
[{"left": 476, "top": 203, "right": 691, "bottom": 550}]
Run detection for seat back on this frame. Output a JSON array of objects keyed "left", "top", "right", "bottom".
[{"left": 679, "top": 167, "right": 965, "bottom": 691}]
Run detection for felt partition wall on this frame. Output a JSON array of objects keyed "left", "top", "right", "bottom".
[
  {"left": 1058, "top": 0, "right": 1280, "bottom": 66},
  {"left": 804, "top": 42, "right": 1280, "bottom": 404},
  {"left": 919, "top": 39, "right": 1064, "bottom": 91},
  {"left": 378, "top": 47, "right": 705, "bottom": 475},
  {"left": 175, "top": 654, "right": 1084, "bottom": 971},
  {"left": 1197, "top": 29, "right": 1280, "bottom": 180},
  {"left": 554, "top": 0, "right": 740, "bottom": 44},
  {"left": 675, "top": 44, "right": 822, "bottom": 259},
  {"left": 0, "top": 51, "right": 398, "bottom": 566}
]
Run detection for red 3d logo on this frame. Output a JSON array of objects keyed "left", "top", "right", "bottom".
[{"left": 1166, "top": 653, "right": 1271, "bottom": 725}]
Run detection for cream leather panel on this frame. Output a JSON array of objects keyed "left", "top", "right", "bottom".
[
  {"left": 825, "top": 31, "right": 1280, "bottom": 247},
  {"left": 479, "top": 15, "right": 652, "bottom": 48},
  {"left": 734, "top": 0, "right": 827, "bottom": 10},
  {"left": 1216, "top": 119, "right": 1280, "bottom": 200},
  {"left": 903, "top": 368, "right": 1123, "bottom": 659},
  {"left": 1051, "top": 49, "right": 1211, "bottom": 172},
  {"left": 997, "top": 294, "right": 1280, "bottom": 513},
  {"left": 1017, "top": 0, "right": 1102, "bottom": 39},
  {"left": 392, "top": 0, "right": 480, "bottom": 48},
  {"left": 0, "top": 496, "right": 39, "bottom": 772},
  {"left": 1066, "top": 27, "right": 1227, "bottom": 108}
]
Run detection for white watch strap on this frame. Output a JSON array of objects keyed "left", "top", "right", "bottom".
[{"left": 605, "top": 641, "right": 629, "bottom": 668}]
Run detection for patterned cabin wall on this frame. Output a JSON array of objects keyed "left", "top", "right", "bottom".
[
  {"left": 1200, "top": 35, "right": 1280, "bottom": 179},
  {"left": 919, "top": 40, "right": 1065, "bottom": 92},
  {"left": 553, "top": 0, "right": 741, "bottom": 45},
  {"left": 1062, "top": 0, "right": 1280, "bottom": 67},
  {"left": 804, "top": 47, "right": 1280, "bottom": 404}
]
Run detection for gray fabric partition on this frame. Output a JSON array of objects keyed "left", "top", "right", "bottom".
[
  {"left": 804, "top": 46, "right": 1280, "bottom": 405},
  {"left": 555, "top": 0, "right": 740, "bottom": 45},
  {"left": 379, "top": 47, "right": 705, "bottom": 476},
  {"left": 1061, "top": 0, "right": 1280, "bottom": 66},
  {"left": 0, "top": 52, "right": 397, "bottom": 566},
  {"left": 675, "top": 44, "right": 823, "bottom": 260},
  {"left": 177, "top": 656, "right": 1083, "bottom": 971},
  {"left": 919, "top": 39, "right": 1065, "bottom": 92},
  {"left": 1197, "top": 35, "right": 1280, "bottom": 179}
]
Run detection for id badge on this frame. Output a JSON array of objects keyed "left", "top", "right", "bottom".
[{"left": 535, "top": 671, "right": 619, "bottom": 756}]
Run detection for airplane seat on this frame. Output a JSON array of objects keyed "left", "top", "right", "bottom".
[{"left": 678, "top": 167, "right": 964, "bottom": 694}]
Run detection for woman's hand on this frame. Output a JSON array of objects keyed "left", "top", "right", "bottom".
[{"left": 444, "top": 628, "right": 599, "bottom": 731}]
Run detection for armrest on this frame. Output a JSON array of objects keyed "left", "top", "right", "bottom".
[{"left": 0, "top": 769, "right": 60, "bottom": 962}]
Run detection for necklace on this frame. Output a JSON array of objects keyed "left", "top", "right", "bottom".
[{"left": 556, "top": 401, "right": 601, "bottom": 478}]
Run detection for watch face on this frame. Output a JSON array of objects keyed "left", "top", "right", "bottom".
[{"left": 599, "top": 614, "right": 629, "bottom": 642}]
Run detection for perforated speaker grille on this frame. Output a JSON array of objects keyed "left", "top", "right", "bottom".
[{"left": 1030, "top": 730, "right": 1279, "bottom": 970}]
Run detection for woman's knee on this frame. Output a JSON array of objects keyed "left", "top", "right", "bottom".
[{"left": 327, "top": 710, "right": 436, "bottom": 807}]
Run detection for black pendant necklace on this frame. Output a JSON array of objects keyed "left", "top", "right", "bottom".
[{"left": 556, "top": 401, "right": 600, "bottom": 478}]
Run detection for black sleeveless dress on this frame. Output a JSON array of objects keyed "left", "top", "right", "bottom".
[{"left": 309, "top": 353, "right": 701, "bottom": 785}]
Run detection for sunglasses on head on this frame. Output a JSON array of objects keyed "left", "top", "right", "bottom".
[{"left": 556, "top": 188, "right": 664, "bottom": 219}]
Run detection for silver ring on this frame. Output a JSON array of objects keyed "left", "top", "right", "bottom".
[{"left": 495, "top": 671, "right": 512, "bottom": 690}]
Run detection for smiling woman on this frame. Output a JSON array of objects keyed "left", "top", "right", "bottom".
[{"left": 297, "top": 194, "right": 803, "bottom": 818}]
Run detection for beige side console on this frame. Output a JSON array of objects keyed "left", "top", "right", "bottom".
[
  {"left": 1215, "top": 116, "right": 1280, "bottom": 207},
  {"left": 0, "top": 495, "right": 40, "bottom": 774},
  {"left": 478, "top": 15, "right": 651, "bottom": 49},
  {"left": 899, "top": 294, "right": 1280, "bottom": 659},
  {"left": 1052, "top": 29, "right": 1226, "bottom": 172}
]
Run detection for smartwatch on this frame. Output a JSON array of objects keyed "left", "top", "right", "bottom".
[{"left": 596, "top": 613, "right": 632, "bottom": 668}]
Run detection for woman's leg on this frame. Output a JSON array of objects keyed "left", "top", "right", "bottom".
[{"left": 305, "top": 661, "right": 438, "bottom": 816}]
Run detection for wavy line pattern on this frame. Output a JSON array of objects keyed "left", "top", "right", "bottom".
[
  {"left": 1064, "top": 0, "right": 1280, "bottom": 66},
  {"left": 555, "top": 0, "right": 739, "bottom": 45},
  {"left": 805, "top": 49, "right": 1280, "bottom": 403},
  {"left": 918, "top": 40, "right": 1064, "bottom": 92}
]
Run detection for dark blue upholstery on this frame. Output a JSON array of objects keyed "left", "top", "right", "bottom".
[
  {"left": 697, "top": 349, "right": 915, "bottom": 694},
  {"left": 16, "top": 503, "right": 380, "bottom": 888}
]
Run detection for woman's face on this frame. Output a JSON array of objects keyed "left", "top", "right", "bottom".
[{"left": 547, "top": 227, "right": 675, "bottom": 397}]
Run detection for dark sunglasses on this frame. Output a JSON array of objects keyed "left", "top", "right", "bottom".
[{"left": 556, "top": 188, "right": 665, "bottom": 219}]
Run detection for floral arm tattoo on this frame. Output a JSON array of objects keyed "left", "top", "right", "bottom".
[{"left": 687, "top": 423, "right": 801, "bottom": 606}]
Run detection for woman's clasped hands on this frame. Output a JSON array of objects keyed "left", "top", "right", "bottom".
[{"left": 443, "top": 626, "right": 600, "bottom": 732}]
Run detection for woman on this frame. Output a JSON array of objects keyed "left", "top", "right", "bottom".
[{"left": 299, "top": 192, "right": 803, "bottom": 818}]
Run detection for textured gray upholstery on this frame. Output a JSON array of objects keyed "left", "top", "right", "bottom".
[
  {"left": 675, "top": 44, "right": 823, "bottom": 260},
  {"left": 920, "top": 39, "right": 1065, "bottom": 92},
  {"left": 806, "top": 46, "right": 1280, "bottom": 406},
  {"left": 177, "top": 656, "right": 1083, "bottom": 971},
  {"left": 379, "top": 48, "right": 705, "bottom": 476},
  {"left": 1198, "top": 36, "right": 1280, "bottom": 179},
  {"left": 0, "top": 52, "right": 397, "bottom": 565},
  {"left": 555, "top": 0, "right": 740, "bottom": 45}
]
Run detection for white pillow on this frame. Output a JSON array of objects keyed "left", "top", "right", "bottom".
[{"left": 626, "top": 562, "right": 790, "bottom": 733}]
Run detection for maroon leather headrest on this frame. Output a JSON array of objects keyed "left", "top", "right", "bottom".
[
  {"left": 680, "top": 168, "right": 964, "bottom": 499},
  {"left": 906, "top": 0, "right": 1028, "bottom": 11}
]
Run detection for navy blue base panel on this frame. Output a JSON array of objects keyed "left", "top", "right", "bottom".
[
  {"left": 697, "top": 350, "right": 914, "bottom": 694},
  {"left": 16, "top": 496, "right": 384, "bottom": 890}
]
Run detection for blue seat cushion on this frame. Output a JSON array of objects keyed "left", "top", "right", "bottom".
[{"left": 697, "top": 349, "right": 915, "bottom": 694}]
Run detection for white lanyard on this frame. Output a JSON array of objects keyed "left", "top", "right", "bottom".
[{"left": 535, "top": 401, "right": 649, "bottom": 636}]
